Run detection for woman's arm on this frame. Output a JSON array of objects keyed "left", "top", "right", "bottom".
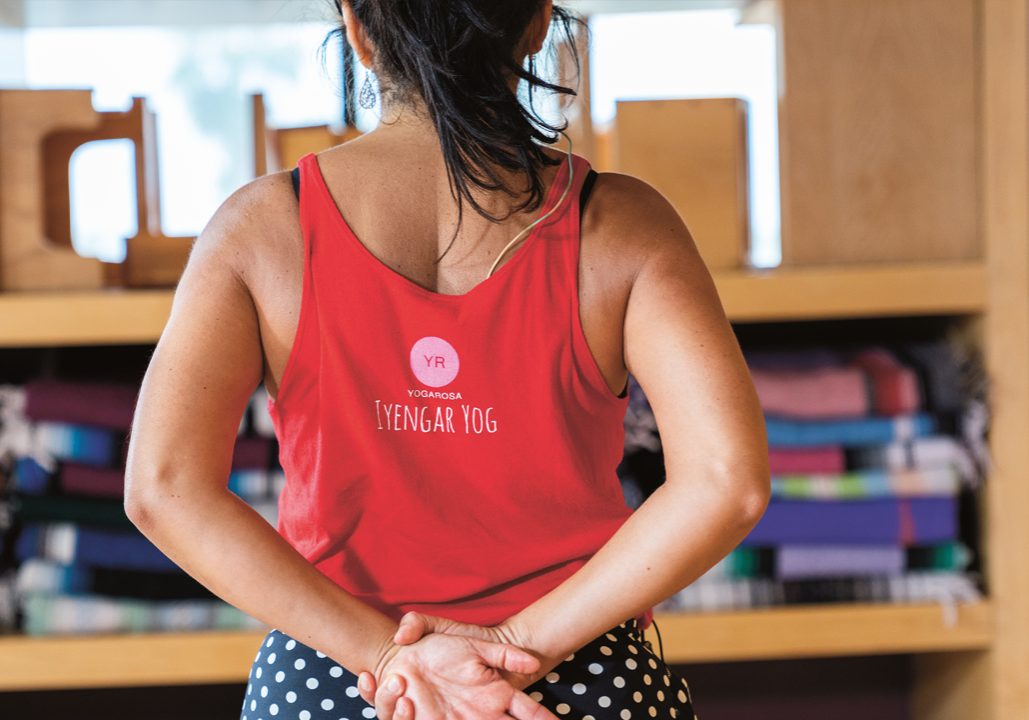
[
  {"left": 499, "top": 174, "right": 771, "bottom": 666},
  {"left": 123, "top": 174, "right": 400, "bottom": 678}
]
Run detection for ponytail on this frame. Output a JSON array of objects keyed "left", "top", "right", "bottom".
[{"left": 323, "top": 0, "right": 588, "bottom": 258}]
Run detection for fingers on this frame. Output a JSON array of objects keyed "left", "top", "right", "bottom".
[
  {"left": 508, "top": 689, "right": 560, "bottom": 720},
  {"left": 373, "top": 672, "right": 407, "bottom": 720},
  {"left": 358, "top": 671, "right": 377, "bottom": 706},
  {"left": 394, "top": 611, "right": 429, "bottom": 645},
  {"left": 394, "top": 694, "right": 415, "bottom": 720},
  {"left": 472, "top": 638, "right": 542, "bottom": 675}
]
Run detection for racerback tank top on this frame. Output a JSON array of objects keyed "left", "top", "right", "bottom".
[{"left": 269, "top": 149, "right": 653, "bottom": 630}]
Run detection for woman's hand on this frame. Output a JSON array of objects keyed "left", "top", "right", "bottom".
[
  {"left": 368, "top": 630, "right": 560, "bottom": 720},
  {"left": 362, "top": 612, "right": 567, "bottom": 713}
]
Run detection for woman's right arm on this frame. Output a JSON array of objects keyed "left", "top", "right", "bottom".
[{"left": 122, "top": 174, "right": 403, "bottom": 679}]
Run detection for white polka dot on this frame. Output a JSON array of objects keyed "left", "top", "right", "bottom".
[
  {"left": 316, "top": 651, "right": 326, "bottom": 658},
  {"left": 286, "top": 691, "right": 297, "bottom": 703},
  {"left": 621, "top": 711, "right": 632, "bottom": 720},
  {"left": 275, "top": 671, "right": 285, "bottom": 683},
  {"left": 266, "top": 636, "right": 275, "bottom": 647},
  {"left": 529, "top": 691, "right": 544, "bottom": 702},
  {"left": 605, "top": 633, "right": 619, "bottom": 641},
  {"left": 572, "top": 683, "right": 587, "bottom": 694},
  {"left": 556, "top": 703, "right": 571, "bottom": 715},
  {"left": 657, "top": 690, "right": 665, "bottom": 701},
  {"left": 648, "top": 658, "right": 658, "bottom": 670},
  {"left": 677, "top": 690, "right": 687, "bottom": 703},
  {"left": 306, "top": 677, "right": 319, "bottom": 689},
  {"left": 250, "top": 699, "right": 256, "bottom": 711},
  {"left": 322, "top": 698, "right": 335, "bottom": 710},
  {"left": 269, "top": 703, "right": 279, "bottom": 716},
  {"left": 663, "top": 674, "right": 671, "bottom": 686},
  {"left": 260, "top": 686, "right": 268, "bottom": 698},
  {"left": 546, "top": 671, "right": 561, "bottom": 683},
  {"left": 598, "top": 696, "right": 612, "bottom": 708},
  {"left": 299, "top": 711, "right": 311, "bottom": 720},
  {"left": 285, "top": 639, "right": 297, "bottom": 650},
  {"left": 345, "top": 685, "right": 360, "bottom": 698},
  {"left": 588, "top": 662, "right": 604, "bottom": 675},
  {"left": 613, "top": 675, "right": 626, "bottom": 688},
  {"left": 266, "top": 652, "right": 276, "bottom": 664},
  {"left": 247, "top": 682, "right": 252, "bottom": 695},
  {"left": 626, "top": 658, "right": 638, "bottom": 670},
  {"left": 564, "top": 652, "right": 576, "bottom": 661},
  {"left": 362, "top": 708, "right": 376, "bottom": 718},
  {"left": 294, "top": 658, "right": 306, "bottom": 670},
  {"left": 330, "top": 666, "right": 344, "bottom": 678},
  {"left": 584, "top": 716, "right": 596, "bottom": 720},
  {"left": 255, "top": 667, "right": 263, "bottom": 679},
  {"left": 600, "top": 645, "right": 613, "bottom": 656},
  {"left": 633, "top": 691, "right": 644, "bottom": 703},
  {"left": 628, "top": 645, "right": 639, "bottom": 655},
  {"left": 644, "top": 674, "right": 652, "bottom": 685},
  {"left": 648, "top": 706, "right": 657, "bottom": 717}
]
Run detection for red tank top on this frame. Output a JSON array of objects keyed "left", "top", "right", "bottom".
[{"left": 268, "top": 149, "right": 653, "bottom": 630}]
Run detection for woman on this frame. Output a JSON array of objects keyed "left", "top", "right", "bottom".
[{"left": 123, "top": 0, "right": 770, "bottom": 718}]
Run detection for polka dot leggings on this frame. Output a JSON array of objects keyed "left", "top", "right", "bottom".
[{"left": 240, "top": 616, "right": 698, "bottom": 720}]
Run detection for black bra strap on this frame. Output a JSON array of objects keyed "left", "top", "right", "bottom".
[
  {"left": 579, "top": 168, "right": 598, "bottom": 216},
  {"left": 292, "top": 164, "right": 599, "bottom": 213}
]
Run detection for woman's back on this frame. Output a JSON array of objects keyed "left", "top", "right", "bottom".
[
  {"left": 255, "top": 133, "right": 643, "bottom": 626},
  {"left": 256, "top": 135, "right": 636, "bottom": 406}
]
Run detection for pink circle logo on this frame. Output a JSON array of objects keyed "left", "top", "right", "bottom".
[{"left": 410, "top": 336, "right": 460, "bottom": 387}]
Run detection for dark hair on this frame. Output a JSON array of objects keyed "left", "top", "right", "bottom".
[{"left": 322, "top": 0, "right": 588, "bottom": 258}]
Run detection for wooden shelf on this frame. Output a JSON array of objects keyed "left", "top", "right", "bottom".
[
  {"left": 651, "top": 600, "right": 993, "bottom": 664},
  {"left": 716, "top": 261, "right": 986, "bottom": 322},
  {"left": 0, "top": 601, "right": 993, "bottom": 691},
  {"left": 0, "top": 288, "right": 173, "bottom": 347},
  {"left": 0, "top": 261, "right": 986, "bottom": 348},
  {"left": 0, "top": 626, "right": 269, "bottom": 691}
]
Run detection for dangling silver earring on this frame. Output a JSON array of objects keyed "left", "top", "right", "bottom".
[{"left": 358, "top": 71, "right": 376, "bottom": 109}]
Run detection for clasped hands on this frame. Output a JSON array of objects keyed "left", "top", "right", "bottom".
[{"left": 357, "top": 612, "right": 566, "bottom": 720}]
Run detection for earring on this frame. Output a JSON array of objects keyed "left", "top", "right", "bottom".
[{"left": 358, "top": 71, "right": 376, "bottom": 109}]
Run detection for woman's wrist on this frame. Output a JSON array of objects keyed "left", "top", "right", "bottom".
[
  {"left": 494, "top": 612, "right": 568, "bottom": 668},
  {"left": 368, "top": 626, "right": 403, "bottom": 684}
]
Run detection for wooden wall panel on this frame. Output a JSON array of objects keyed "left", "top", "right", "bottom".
[
  {"left": 777, "top": 0, "right": 979, "bottom": 265},
  {"left": 613, "top": 98, "right": 750, "bottom": 269}
]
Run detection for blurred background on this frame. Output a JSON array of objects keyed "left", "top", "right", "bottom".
[{"left": 0, "top": 1, "right": 1026, "bottom": 719}]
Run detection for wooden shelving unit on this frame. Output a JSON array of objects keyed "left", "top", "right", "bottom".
[
  {"left": 0, "top": 258, "right": 1001, "bottom": 701},
  {"left": 0, "top": 603, "right": 995, "bottom": 691},
  {"left": 1, "top": 3, "right": 1026, "bottom": 718}
]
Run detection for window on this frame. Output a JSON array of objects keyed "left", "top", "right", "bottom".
[{"left": 23, "top": 20, "right": 345, "bottom": 260}]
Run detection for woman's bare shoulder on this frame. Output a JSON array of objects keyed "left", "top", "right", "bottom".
[
  {"left": 583, "top": 170, "right": 703, "bottom": 287},
  {"left": 190, "top": 169, "right": 302, "bottom": 287}
]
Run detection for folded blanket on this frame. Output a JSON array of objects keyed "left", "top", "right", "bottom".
[{"left": 740, "top": 496, "right": 957, "bottom": 545}]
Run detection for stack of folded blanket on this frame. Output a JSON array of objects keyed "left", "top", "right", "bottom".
[
  {"left": 0, "top": 378, "right": 281, "bottom": 636},
  {"left": 625, "top": 338, "right": 989, "bottom": 613}
]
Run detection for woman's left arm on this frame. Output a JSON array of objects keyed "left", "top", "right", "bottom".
[{"left": 499, "top": 176, "right": 771, "bottom": 668}]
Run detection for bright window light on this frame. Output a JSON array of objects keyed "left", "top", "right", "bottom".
[{"left": 589, "top": 10, "right": 780, "bottom": 267}]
